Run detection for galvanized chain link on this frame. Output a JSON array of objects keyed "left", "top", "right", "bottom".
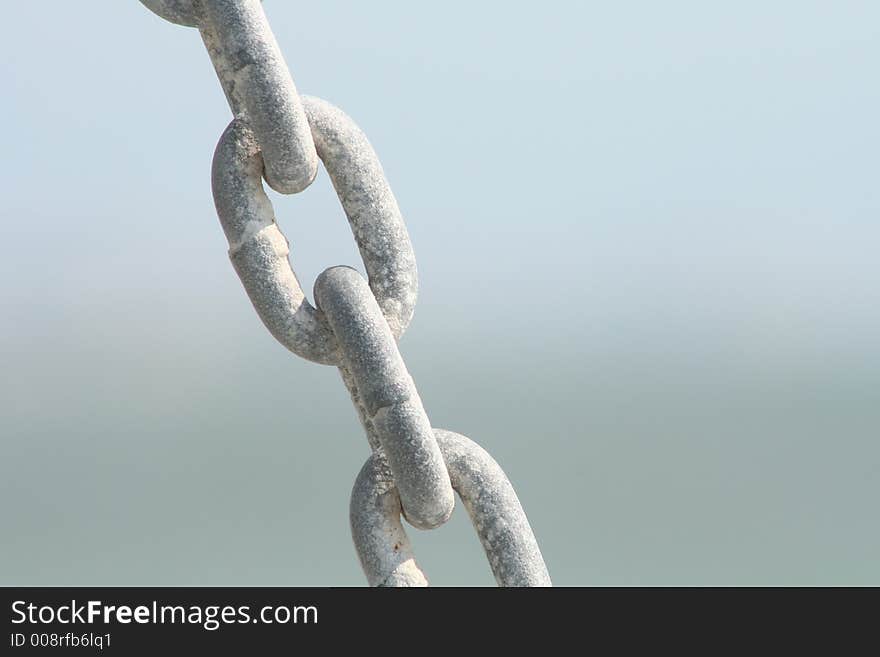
[{"left": 139, "top": 0, "right": 551, "bottom": 586}]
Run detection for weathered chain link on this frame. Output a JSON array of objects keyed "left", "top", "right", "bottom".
[
  {"left": 352, "top": 430, "right": 552, "bottom": 587},
  {"left": 314, "top": 267, "right": 453, "bottom": 530},
  {"left": 213, "top": 98, "right": 419, "bottom": 365},
  {"left": 139, "top": 0, "right": 551, "bottom": 586}
]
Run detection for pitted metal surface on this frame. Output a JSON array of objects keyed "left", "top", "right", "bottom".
[
  {"left": 200, "top": 0, "right": 316, "bottom": 193},
  {"left": 304, "top": 97, "right": 418, "bottom": 341},
  {"left": 211, "top": 96, "right": 418, "bottom": 364},
  {"left": 139, "top": 0, "right": 551, "bottom": 587},
  {"left": 315, "top": 266, "right": 454, "bottom": 530},
  {"left": 139, "top": 0, "right": 201, "bottom": 27},
  {"left": 351, "top": 430, "right": 552, "bottom": 587}
]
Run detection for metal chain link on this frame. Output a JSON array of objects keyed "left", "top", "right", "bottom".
[{"left": 139, "top": 0, "right": 551, "bottom": 587}]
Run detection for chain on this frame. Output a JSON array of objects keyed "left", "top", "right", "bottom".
[{"left": 139, "top": 0, "right": 551, "bottom": 587}]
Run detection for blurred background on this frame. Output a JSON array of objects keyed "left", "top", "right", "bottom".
[{"left": 1, "top": 1, "right": 878, "bottom": 585}]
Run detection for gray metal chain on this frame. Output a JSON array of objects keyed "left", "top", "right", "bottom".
[{"left": 139, "top": 0, "right": 551, "bottom": 587}]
